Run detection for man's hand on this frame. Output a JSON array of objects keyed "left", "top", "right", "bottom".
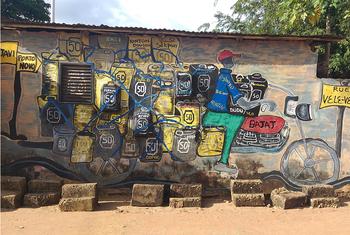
[
  {"left": 261, "top": 100, "right": 277, "bottom": 112},
  {"left": 237, "top": 97, "right": 277, "bottom": 112}
]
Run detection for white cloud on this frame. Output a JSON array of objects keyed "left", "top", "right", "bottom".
[
  {"left": 116, "top": 0, "right": 235, "bottom": 30},
  {"left": 47, "top": 0, "right": 236, "bottom": 31}
]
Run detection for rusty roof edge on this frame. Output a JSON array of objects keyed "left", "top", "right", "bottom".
[{"left": 1, "top": 21, "right": 343, "bottom": 42}]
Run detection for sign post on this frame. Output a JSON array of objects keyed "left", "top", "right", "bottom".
[{"left": 320, "top": 81, "right": 350, "bottom": 159}]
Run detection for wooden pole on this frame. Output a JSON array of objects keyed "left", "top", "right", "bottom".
[{"left": 335, "top": 80, "right": 349, "bottom": 159}]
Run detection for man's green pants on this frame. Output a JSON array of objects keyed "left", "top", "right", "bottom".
[{"left": 202, "top": 111, "right": 245, "bottom": 164}]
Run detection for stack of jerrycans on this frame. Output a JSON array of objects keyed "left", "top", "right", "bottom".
[
  {"left": 131, "top": 106, "right": 162, "bottom": 163},
  {"left": 167, "top": 64, "right": 200, "bottom": 161},
  {"left": 173, "top": 63, "right": 192, "bottom": 99},
  {"left": 229, "top": 73, "right": 268, "bottom": 117},
  {"left": 41, "top": 52, "right": 74, "bottom": 160},
  {"left": 40, "top": 51, "right": 75, "bottom": 153},
  {"left": 189, "top": 64, "right": 218, "bottom": 103},
  {"left": 71, "top": 100, "right": 96, "bottom": 163},
  {"left": 50, "top": 103, "right": 95, "bottom": 163},
  {"left": 70, "top": 69, "right": 121, "bottom": 164},
  {"left": 147, "top": 63, "right": 176, "bottom": 115},
  {"left": 129, "top": 108, "right": 161, "bottom": 162},
  {"left": 67, "top": 67, "right": 100, "bottom": 164},
  {"left": 93, "top": 63, "right": 135, "bottom": 160},
  {"left": 170, "top": 101, "right": 200, "bottom": 161},
  {"left": 117, "top": 62, "right": 139, "bottom": 160},
  {"left": 109, "top": 62, "right": 136, "bottom": 136}
]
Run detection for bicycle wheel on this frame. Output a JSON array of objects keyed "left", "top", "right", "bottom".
[
  {"left": 280, "top": 138, "right": 339, "bottom": 186},
  {"left": 76, "top": 157, "right": 137, "bottom": 186}
]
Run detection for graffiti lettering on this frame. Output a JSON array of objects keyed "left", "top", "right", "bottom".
[
  {"left": 116, "top": 71, "right": 126, "bottom": 83},
  {"left": 198, "top": 74, "right": 210, "bottom": 92},
  {"left": 184, "top": 110, "right": 194, "bottom": 124},
  {"left": 333, "top": 86, "right": 349, "bottom": 92},
  {"left": 1, "top": 49, "right": 15, "bottom": 58},
  {"left": 177, "top": 137, "right": 190, "bottom": 154},
  {"left": 135, "top": 82, "right": 146, "bottom": 97},
  {"left": 322, "top": 95, "right": 350, "bottom": 105},
  {"left": 46, "top": 107, "right": 61, "bottom": 123},
  {"left": 249, "top": 120, "right": 276, "bottom": 129},
  {"left": 99, "top": 134, "right": 114, "bottom": 149},
  {"left": 66, "top": 38, "right": 82, "bottom": 56},
  {"left": 0, "top": 41, "right": 18, "bottom": 65},
  {"left": 125, "top": 142, "right": 136, "bottom": 152},
  {"left": 145, "top": 138, "right": 159, "bottom": 155},
  {"left": 320, "top": 84, "right": 350, "bottom": 109},
  {"left": 57, "top": 137, "right": 68, "bottom": 152}
]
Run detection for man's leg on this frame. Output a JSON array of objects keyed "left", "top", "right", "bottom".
[
  {"left": 203, "top": 111, "right": 245, "bottom": 163},
  {"left": 218, "top": 114, "right": 245, "bottom": 164},
  {"left": 202, "top": 110, "right": 222, "bottom": 127}
]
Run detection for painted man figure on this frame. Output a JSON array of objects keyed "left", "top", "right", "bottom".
[{"left": 203, "top": 50, "right": 276, "bottom": 176}]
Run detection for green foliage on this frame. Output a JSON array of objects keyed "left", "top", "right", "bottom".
[
  {"left": 201, "top": 0, "right": 350, "bottom": 77},
  {"left": 329, "top": 39, "right": 350, "bottom": 77},
  {"left": 1, "top": 0, "right": 51, "bottom": 22}
]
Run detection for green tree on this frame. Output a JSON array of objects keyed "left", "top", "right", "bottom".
[
  {"left": 1, "top": 0, "right": 51, "bottom": 22},
  {"left": 199, "top": 0, "right": 350, "bottom": 78}
]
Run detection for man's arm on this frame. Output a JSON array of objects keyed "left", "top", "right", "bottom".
[{"left": 237, "top": 97, "right": 276, "bottom": 111}]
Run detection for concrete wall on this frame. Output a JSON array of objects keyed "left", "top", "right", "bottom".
[{"left": 1, "top": 28, "right": 349, "bottom": 189}]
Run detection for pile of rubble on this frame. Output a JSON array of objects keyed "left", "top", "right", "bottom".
[{"left": 1, "top": 175, "right": 349, "bottom": 211}]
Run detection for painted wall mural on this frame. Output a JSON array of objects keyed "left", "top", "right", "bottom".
[{"left": 1, "top": 29, "right": 349, "bottom": 189}]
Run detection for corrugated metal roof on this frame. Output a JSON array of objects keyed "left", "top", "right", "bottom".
[{"left": 1, "top": 20, "right": 342, "bottom": 42}]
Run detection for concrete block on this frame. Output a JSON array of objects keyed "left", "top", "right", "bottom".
[
  {"left": 310, "top": 197, "right": 339, "bottom": 208},
  {"left": 271, "top": 188, "right": 307, "bottom": 209},
  {"left": 170, "top": 184, "right": 202, "bottom": 198},
  {"left": 1, "top": 176, "right": 26, "bottom": 194},
  {"left": 230, "top": 179, "right": 263, "bottom": 194},
  {"left": 302, "top": 185, "right": 335, "bottom": 198},
  {"left": 61, "top": 183, "right": 97, "bottom": 198},
  {"left": 1, "top": 191, "right": 22, "bottom": 209},
  {"left": 169, "top": 197, "right": 201, "bottom": 208},
  {"left": 28, "top": 179, "right": 62, "bottom": 193},
  {"left": 59, "top": 197, "right": 97, "bottom": 211},
  {"left": 131, "top": 184, "right": 164, "bottom": 207},
  {"left": 23, "top": 192, "right": 60, "bottom": 207},
  {"left": 335, "top": 185, "right": 350, "bottom": 202},
  {"left": 231, "top": 193, "right": 265, "bottom": 207}
]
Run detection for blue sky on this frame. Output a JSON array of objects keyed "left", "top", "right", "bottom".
[{"left": 46, "top": 0, "right": 235, "bottom": 31}]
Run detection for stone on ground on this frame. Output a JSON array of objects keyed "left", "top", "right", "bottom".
[
  {"left": 61, "top": 183, "right": 97, "bottom": 198},
  {"left": 230, "top": 179, "right": 263, "bottom": 194},
  {"left": 271, "top": 187, "right": 307, "bottom": 209},
  {"left": 1, "top": 176, "right": 26, "bottom": 194},
  {"left": 335, "top": 185, "right": 350, "bottom": 202},
  {"left": 131, "top": 184, "right": 164, "bottom": 207},
  {"left": 1, "top": 191, "right": 22, "bottom": 209},
  {"left": 310, "top": 197, "right": 340, "bottom": 208},
  {"left": 231, "top": 193, "right": 265, "bottom": 207},
  {"left": 302, "top": 185, "right": 335, "bottom": 198},
  {"left": 28, "top": 179, "right": 62, "bottom": 194},
  {"left": 23, "top": 192, "right": 60, "bottom": 207},
  {"left": 170, "top": 184, "right": 202, "bottom": 198},
  {"left": 59, "top": 197, "right": 97, "bottom": 211},
  {"left": 169, "top": 197, "right": 201, "bottom": 208}
]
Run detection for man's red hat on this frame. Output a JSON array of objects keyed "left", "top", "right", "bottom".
[{"left": 218, "top": 50, "right": 241, "bottom": 62}]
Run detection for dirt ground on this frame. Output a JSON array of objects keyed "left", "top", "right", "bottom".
[{"left": 1, "top": 199, "right": 350, "bottom": 235}]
